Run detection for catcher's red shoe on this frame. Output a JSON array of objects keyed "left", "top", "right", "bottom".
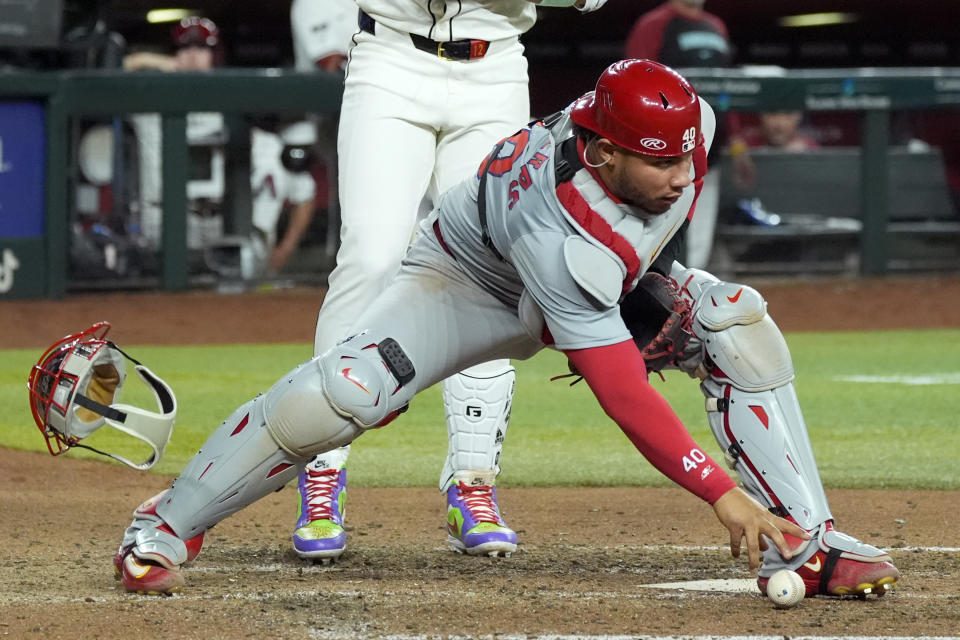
[
  {"left": 112, "top": 521, "right": 204, "bottom": 595},
  {"left": 757, "top": 524, "right": 900, "bottom": 598},
  {"left": 116, "top": 551, "right": 185, "bottom": 595}
]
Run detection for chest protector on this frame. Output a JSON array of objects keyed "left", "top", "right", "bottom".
[{"left": 543, "top": 113, "right": 704, "bottom": 304}]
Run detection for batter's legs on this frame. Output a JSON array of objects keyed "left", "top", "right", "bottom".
[
  {"left": 440, "top": 359, "right": 518, "bottom": 557},
  {"left": 294, "top": 39, "right": 530, "bottom": 562},
  {"left": 292, "top": 51, "right": 440, "bottom": 561}
]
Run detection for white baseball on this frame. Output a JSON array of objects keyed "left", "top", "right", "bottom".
[{"left": 766, "top": 569, "right": 805, "bottom": 608}]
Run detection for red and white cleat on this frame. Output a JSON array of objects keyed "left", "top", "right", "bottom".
[
  {"left": 758, "top": 523, "right": 900, "bottom": 597},
  {"left": 113, "top": 490, "right": 205, "bottom": 595},
  {"left": 117, "top": 551, "right": 185, "bottom": 595}
]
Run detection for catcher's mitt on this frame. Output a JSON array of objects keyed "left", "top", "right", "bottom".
[
  {"left": 554, "top": 272, "right": 699, "bottom": 385},
  {"left": 621, "top": 272, "right": 696, "bottom": 372}
]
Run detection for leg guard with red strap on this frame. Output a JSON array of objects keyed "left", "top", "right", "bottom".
[{"left": 671, "top": 263, "right": 893, "bottom": 580}]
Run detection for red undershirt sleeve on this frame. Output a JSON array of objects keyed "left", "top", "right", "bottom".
[{"left": 565, "top": 339, "right": 736, "bottom": 505}]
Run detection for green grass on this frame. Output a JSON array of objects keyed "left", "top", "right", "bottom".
[{"left": 3, "top": 329, "right": 958, "bottom": 489}]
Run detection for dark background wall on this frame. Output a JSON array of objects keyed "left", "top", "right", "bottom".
[
  {"left": 8, "top": 0, "right": 960, "bottom": 114},
  {"left": 103, "top": 0, "right": 960, "bottom": 114}
]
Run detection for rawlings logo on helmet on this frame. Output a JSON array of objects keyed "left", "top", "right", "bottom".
[{"left": 640, "top": 138, "right": 668, "bottom": 151}]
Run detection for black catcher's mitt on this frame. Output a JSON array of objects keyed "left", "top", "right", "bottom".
[{"left": 619, "top": 272, "right": 695, "bottom": 372}]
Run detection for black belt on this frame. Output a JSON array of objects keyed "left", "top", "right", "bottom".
[{"left": 358, "top": 10, "right": 490, "bottom": 61}]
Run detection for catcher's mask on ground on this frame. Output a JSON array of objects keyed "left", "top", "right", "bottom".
[{"left": 27, "top": 322, "right": 177, "bottom": 470}]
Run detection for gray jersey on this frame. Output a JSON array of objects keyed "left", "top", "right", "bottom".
[{"left": 426, "top": 100, "right": 713, "bottom": 351}]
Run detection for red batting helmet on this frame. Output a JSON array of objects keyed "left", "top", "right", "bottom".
[
  {"left": 172, "top": 16, "right": 220, "bottom": 48},
  {"left": 569, "top": 59, "right": 701, "bottom": 157}
]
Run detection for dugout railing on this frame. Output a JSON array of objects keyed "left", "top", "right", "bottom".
[
  {"left": 0, "top": 66, "right": 958, "bottom": 299},
  {"left": 0, "top": 68, "right": 343, "bottom": 299}
]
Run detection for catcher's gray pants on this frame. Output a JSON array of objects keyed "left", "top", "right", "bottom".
[{"left": 150, "top": 238, "right": 541, "bottom": 542}]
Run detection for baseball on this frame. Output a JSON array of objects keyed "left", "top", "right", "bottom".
[{"left": 766, "top": 569, "right": 805, "bottom": 608}]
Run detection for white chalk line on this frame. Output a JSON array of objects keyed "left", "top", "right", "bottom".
[
  {"left": 832, "top": 373, "right": 960, "bottom": 385},
  {"left": 1, "top": 544, "right": 955, "bottom": 607},
  {"left": 178, "top": 543, "right": 958, "bottom": 576},
  {"left": 573, "top": 544, "right": 960, "bottom": 553},
  {"left": 4, "top": 586, "right": 958, "bottom": 607}
]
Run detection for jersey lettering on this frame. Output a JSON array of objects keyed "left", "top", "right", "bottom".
[
  {"left": 518, "top": 165, "right": 532, "bottom": 189},
  {"left": 478, "top": 128, "right": 531, "bottom": 178},
  {"left": 507, "top": 183, "right": 520, "bottom": 210},
  {"left": 528, "top": 151, "right": 547, "bottom": 169},
  {"left": 507, "top": 158, "right": 543, "bottom": 210}
]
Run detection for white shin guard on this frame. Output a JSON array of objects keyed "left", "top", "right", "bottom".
[
  {"left": 670, "top": 262, "right": 879, "bottom": 574},
  {"left": 673, "top": 263, "right": 833, "bottom": 533},
  {"left": 438, "top": 360, "right": 515, "bottom": 491},
  {"left": 680, "top": 268, "right": 834, "bottom": 562},
  {"left": 702, "top": 379, "right": 833, "bottom": 531},
  {"left": 156, "top": 395, "right": 311, "bottom": 541},
  {"left": 153, "top": 359, "right": 365, "bottom": 542}
]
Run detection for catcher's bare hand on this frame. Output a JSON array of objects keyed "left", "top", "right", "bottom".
[
  {"left": 711, "top": 487, "right": 810, "bottom": 571},
  {"left": 675, "top": 334, "right": 705, "bottom": 377}
]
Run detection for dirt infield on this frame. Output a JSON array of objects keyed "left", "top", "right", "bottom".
[{"left": 2, "top": 275, "right": 959, "bottom": 639}]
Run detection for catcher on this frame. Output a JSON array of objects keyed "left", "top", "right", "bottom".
[{"left": 111, "top": 59, "right": 900, "bottom": 598}]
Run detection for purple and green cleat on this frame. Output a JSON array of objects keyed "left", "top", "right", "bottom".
[
  {"left": 292, "top": 466, "right": 347, "bottom": 562},
  {"left": 446, "top": 470, "right": 517, "bottom": 557}
]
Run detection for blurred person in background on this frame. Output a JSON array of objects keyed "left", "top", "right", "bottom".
[
  {"left": 123, "top": 17, "right": 318, "bottom": 277},
  {"left": 124, "top": 17, "right": 228, "bottom": 254},
  {"left": 744, "top": 111, "right": 820, "bottom": 152},
  {"left": 625, "top": 0, "right": 755, "bottom": 269},
  {"left": 249, "top": 120, "right": 319, "bottom": 275},
  {"left": 123, "top": 15, "right": 221, "bottom": 72},
  {"left": 287, "top": 0, "right": 355, "bottom": 265},
  {"left": 290, "top": 0, "right": 356, "bottom": 73}
]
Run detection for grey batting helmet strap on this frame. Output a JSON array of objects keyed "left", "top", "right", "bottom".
[{"left": 28, "top": 322, "right": 178, "bottom": 470}]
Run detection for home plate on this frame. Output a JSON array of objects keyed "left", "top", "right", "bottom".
[{"left": 639, "top": 579, "right": 758, "bottom": 593}]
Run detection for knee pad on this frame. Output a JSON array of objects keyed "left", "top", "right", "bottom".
[
  {"left": 319, "top": 334, "right": 417, "bottom": 428},
  {"left": 694, "top": 281, "right": 793, "bottom": 391},
  {"left": 263, "top": 359, "right": 364, "bottom": 457},
  {"left": 438, "top": 360, "right": 515, "bottom": 491},
  {"left": 670, "top": 261, "right": 720, "bottom": 306}
]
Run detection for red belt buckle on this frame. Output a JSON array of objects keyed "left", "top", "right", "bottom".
[{"left": 469, "top": 40, "right": 488, "bottom": 59}]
